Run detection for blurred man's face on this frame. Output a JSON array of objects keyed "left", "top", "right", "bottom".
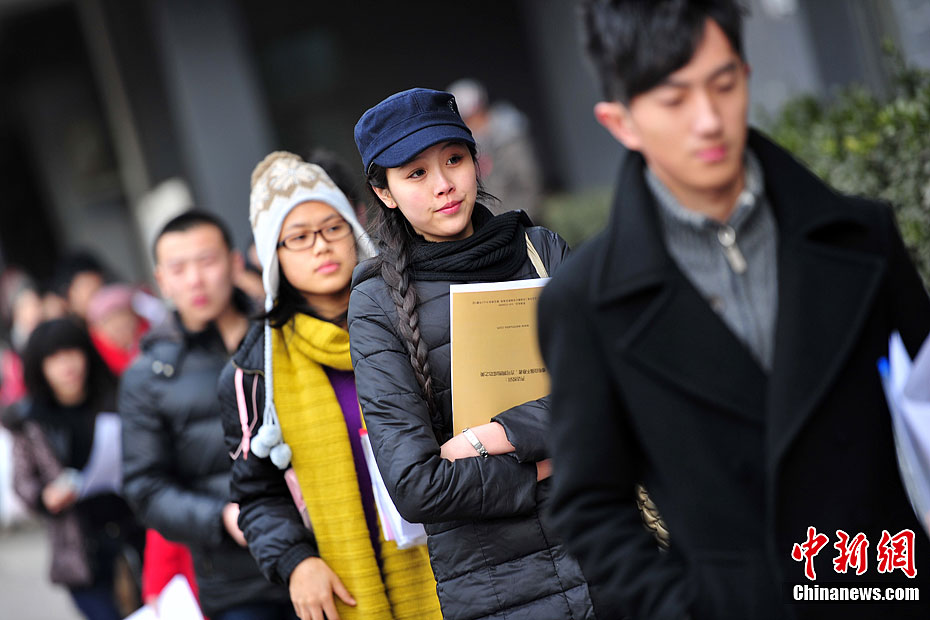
[
  {"left": 154, "top": 224, "right": 236, "bottom": 331},
  {"left": 596, "top": 18, "right": 750, "bottom": 209},
  {"left": 94, "top": 308, "right": 140, "bottom": 351}
]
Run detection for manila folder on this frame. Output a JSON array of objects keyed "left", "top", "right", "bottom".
[{"left": 450, "top": 278, "right": 549, "bottom": 435}]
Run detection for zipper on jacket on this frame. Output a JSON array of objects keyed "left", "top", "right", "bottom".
[{"left": 717, "top": 225, "right": 747, "bottom": 274}]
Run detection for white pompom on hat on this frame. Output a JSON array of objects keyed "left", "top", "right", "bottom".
[{"left": 247, "top": 151, "right": 376, "bottom": 469}]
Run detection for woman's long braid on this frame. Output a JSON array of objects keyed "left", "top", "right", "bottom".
[{"left": 371, "top": 190, "right": 440, "bottom": 425}]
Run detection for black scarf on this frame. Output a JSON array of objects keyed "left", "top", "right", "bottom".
[{"left": 408, "top": 204, "right": 531, "bottom": 282}]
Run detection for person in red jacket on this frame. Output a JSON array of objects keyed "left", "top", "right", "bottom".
[
  {"left": 141, "top": 529, "right": 200, "bottom": 606},
  {"left": 86, "top": 285, "right": 200, "bottom": 605},
  {"left": 86, "top": 285, "right": 147, "bottom": 376}
]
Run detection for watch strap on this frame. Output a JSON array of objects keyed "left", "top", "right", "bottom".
[{"left": 462, "top": 427, "right": 490, "bottom": 458}]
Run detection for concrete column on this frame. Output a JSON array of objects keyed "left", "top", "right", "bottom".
[
  {"left": 146, "top": 0, "right": 275, "bottom": 249},
  {"left": 518, "top": 0, "right": 623, "bottom": 191}
]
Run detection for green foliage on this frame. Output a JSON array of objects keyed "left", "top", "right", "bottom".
[
  {"left": 541, "top": 187, "right": 613, "bottom": 248},
  {"left": 765, "top": 49, "right": 930, "bottom": 286}
]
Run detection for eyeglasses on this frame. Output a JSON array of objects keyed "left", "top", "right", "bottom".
[{"left": 276, "top": 220, "right": 353, "bottom": 251}]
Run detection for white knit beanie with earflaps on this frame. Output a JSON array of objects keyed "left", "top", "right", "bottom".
[{"left": 248, "top": 151, "right": 376, "bottom": 469}]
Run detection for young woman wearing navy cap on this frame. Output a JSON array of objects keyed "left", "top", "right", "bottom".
[{"left": 348, "top": 88, "right": 597, "bottom": 620}]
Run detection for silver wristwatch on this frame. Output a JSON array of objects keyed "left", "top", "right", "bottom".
[{"left": 462, "top": 427, "right": 489, "bottom": 458}]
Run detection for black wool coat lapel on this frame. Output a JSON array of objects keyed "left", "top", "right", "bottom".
[
  {"left": 751, "top": 132, "right": 886, "bottom": 470},
  {"left": 592, "top": 149, "right": 767, "bottom": 426},
  {"left": 592, "top": 131, "right": 890, "bottom": 464},
  {"left": 541, "top": 128, "right": 930, "bottom": 620}
]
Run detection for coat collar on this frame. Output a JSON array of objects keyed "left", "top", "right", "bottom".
[
  {"left": 591, "top": 147, "right": 672, "bottom": 307},
  {"left": 751, "top": 131, "right": 885, "bottom": 467},
  {"left": 592, "top": 129, "right": 886, "bottom": 447},
  {"left": 590, "top": 137, "right": 765, "bottom": 423},
  {"left": 592, "top": 129, "right": 874, "bottom": 305}
]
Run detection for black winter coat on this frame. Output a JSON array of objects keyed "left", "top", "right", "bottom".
[
  {"left": 348, "top": 225, "right": 596, "bottom": 620},
  {"left": 119, "top": 312, "right": 291, "bottom": 616},
  {"left": 538, "top": 131, "right": 930, "bottom": 620},
  {"left": 217, "top": 323, "right": 319, "bottom": 586}
]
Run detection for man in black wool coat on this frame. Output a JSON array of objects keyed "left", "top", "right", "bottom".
[{"left": 538, "top": 1, "right": 930, "bottom": 619}]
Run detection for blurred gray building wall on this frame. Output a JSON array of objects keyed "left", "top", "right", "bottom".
[
  {"left": 17, "top": 68, "right": 144, "bottom": 280},
  {"left": 5, "top": 0, "right": 930, "bottom": 280},
  {"left": 78, "top": 0, "right": 274, "bottom": 269},
  {"left": 513, "top": 0, "right": 929, "bottom": 192},
  {"left": 515, "top": 0, "right": 829, "bottom": 192},
  {"left": 145, "top": 0, "right": 274, "bottom": 251},
  {"left": 744, "top": 0, "right": 823, "bottom": 121},
  {"left": 889, "top": 0, "right": 930, "bottom": 69},
  {"left": 0, "top": 0, "right": 275, "bottom": 282},
  {"left": 517, "top": 0, "right": 624, "bottom": 193}
]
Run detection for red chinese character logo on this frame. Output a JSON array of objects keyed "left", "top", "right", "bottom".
[
  {"left": 792, "top": 526, "right": 830, "bottom": 580},
  {"left": 833, "top": 530, "right": 869, "bottom": 575},
  {"left": 877, "top": 529, "right": 916, "bottom": 578}
]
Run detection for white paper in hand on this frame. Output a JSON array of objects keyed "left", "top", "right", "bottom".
[
  {"left": 359, "top": 429, "right": 427, "bottom": 549},
  {"left": 80, "top": 413, "right": 123, "bottom": 499},
  {"left": 879, "top": 331, "right": 930, "bottom": 538},
  {"left": 122, "top": 575, "right": 202, "bottom": 620}
]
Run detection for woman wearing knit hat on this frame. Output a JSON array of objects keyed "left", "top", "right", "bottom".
[
  {"left": 86, "top": 284, "right": 148, "bottom": 376},
  {"left": 348, "top": 89, "right": 596, "bottom": 620},
  {"left": 217, "top": 152, "right": 440, "bottom": 620}
]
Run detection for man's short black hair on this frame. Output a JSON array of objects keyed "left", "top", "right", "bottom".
[
  {"left": 153, "top": 209, "right": 234, "bottom": 261},
  {"left": 52, "top": 251, "right": 109, "bottom": 296},
  {"left": 581, "top": 0, "right": 747, "bottom": 103}
]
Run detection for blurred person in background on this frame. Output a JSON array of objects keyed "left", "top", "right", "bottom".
[
  {"left": 52, "top": 252, "right": 109, "bottom": 322},
  {"left": 0, "top": 269, "right": 45, "bottom": 526},
  {"left": 140, "top": 527, "right": 200, "bottom": 608},
  {"left": 0, "top": 270, "right": 44, "bottom": 422},
  {"left": 42, "top": 288, "right": 71, "bottom": 320},
  {"left": 86, "top": 284, "right": 149, "bottom": 376},
  {"left": 119, "top": 210, "right": 293, "bottom": 620},
  {"left": 447, "top": 78, "right": 543, "bottom": 222},
  {"left": 85, "top": 283, "right": 194, "bottom": 604},
  {"left": 11, "top": 318, "right": 143, "bottom": 620},
  {"left": 0, "top": 269, "right": 45, "bottom": 362}
]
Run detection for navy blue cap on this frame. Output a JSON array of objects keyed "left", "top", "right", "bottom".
[{"left": 354, "top": 88, "right": 475, "bottom": 175}]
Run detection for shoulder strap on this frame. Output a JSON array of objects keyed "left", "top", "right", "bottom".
[
  {"left": 525, "top": 232, "right": 549, "bottom": 278},
  {"left": 231, "top": 367, "right": 251, "bottom": 460}
]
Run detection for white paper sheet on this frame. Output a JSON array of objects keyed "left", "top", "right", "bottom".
[
  {"left": 123, "top": 575, "right": 203, "bottom": 620},
  {"left": 79, "top": 413, "right": 123, "bottom": 499},
  {"left": 879, "top": 331, "right": 930, "bottom": 537},
  {"left": 359, "top": 430, "right": 427, "bottom": 549}
]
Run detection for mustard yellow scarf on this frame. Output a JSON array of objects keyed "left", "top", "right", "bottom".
[{"left": 272, "top": 314, "right": 441, "bottom": 620}]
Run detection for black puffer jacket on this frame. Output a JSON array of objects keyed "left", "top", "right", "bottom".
[
  {"left": 216, "top": 323, "right": 319, "bottom": 585},
  {"left": 348, "top": 225, "right": 596, "bottom": 620},
  {"left": 119, "top": 310, "right": 291, "bottom": 616}
]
